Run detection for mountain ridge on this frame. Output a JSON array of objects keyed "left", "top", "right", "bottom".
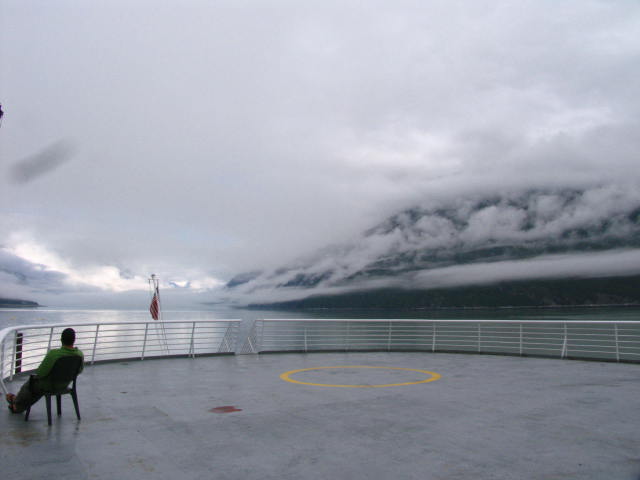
[
  {"left": 225, "top": 186, "right": 640, "bottom": 307},
  {"left": 247, "top": 275, "right": 640, "bottom": 310}
]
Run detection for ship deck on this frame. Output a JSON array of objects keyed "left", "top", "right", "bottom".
[{"left": 1, "top": 351, "right": 639, "bottom": 480}]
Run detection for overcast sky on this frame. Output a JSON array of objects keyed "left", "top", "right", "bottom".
[{"left": 1, "top": 0, "right": 639, "bottom": 307}]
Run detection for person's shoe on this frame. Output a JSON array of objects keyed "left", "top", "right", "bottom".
[{"left": 5, "top": 393, "right": 18, "bottom": 413}]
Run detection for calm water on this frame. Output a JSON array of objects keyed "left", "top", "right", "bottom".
[{"left": 1, "top": 305, "right": 639, "bottom": 331}]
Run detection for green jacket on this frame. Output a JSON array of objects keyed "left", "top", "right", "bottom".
[{"left": 36, "top": 346, "right": 84, "bottom": 392}]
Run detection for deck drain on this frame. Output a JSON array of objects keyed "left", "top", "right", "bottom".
[{"left": 209, "top": 406, "right": 242, "bottom": 413}]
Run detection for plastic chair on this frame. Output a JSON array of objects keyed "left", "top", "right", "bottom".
[{"left": 25, "top": 356, "right": 82, "bottom": 425}]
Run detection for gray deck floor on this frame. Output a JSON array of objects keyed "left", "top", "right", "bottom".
[{"left": 1, "top": 352, "right": 639, "bottom": 480}]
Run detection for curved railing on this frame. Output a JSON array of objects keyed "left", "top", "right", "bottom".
[
  {"left": 0, "top": 320, "right": 241, "bottom": 395},
  {"left": 4, "top": 318, "right": 638, "bottom": 394},
  {"left": 240, "top": 319, "right": 640, "bottom": 363}
]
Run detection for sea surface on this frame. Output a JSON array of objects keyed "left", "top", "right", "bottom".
[{"left": 1, "top": 305, "right": 639, "bottom": 332}]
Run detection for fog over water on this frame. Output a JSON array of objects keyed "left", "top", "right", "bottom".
[{"left": 1, "top": 1, "right": 639, "bottom": 308}]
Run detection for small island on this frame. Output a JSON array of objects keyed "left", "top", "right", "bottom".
[{"left": 0, "top": 298, "right": 40, "bottom": 308}]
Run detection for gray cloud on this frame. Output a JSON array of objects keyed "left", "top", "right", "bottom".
[
  {"left": 0, "top": 249, "right": 72, "bottom": 298},
  {"left": 1, "top": 1, "right": 639, "bottom": 306}
]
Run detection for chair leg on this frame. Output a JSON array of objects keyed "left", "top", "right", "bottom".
[
  {"left": 70, "top": 390, "right": 81, "bottom": 420},
  {"left": 56, "top": 394, "right": 62, "bottom": 416},
  {"left": 45, "top": 395, "right": 52, "bottom": 426},
  {"left": 25, "top": 406, "right": 30, "bottom": 421}
]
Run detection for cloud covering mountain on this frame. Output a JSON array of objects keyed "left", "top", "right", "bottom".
[{"left": 224, "top": 185, "right": 640, "bottom": 305}]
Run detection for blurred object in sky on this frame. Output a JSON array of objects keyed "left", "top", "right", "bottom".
[
  {"left": 9, "top": 140, "right": 76, "bottom": 184},
  {"left": 0, "top": 103, "right": 4, "bottom": 127}
]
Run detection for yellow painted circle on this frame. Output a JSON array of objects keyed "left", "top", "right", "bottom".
[{"left": 279, "top": 365, "right": 441, "bottom": 388}]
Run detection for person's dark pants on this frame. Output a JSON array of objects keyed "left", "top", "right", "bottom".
[{"left": 12, "top": 376, "right": 43, "bottom": 413}]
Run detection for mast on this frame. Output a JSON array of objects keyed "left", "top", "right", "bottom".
[
  {"left": 149, "top": 274, "right": 162, "bottom": 321},
  {"left": 149, "top": 274, "right": 169, "bottom": 353}
]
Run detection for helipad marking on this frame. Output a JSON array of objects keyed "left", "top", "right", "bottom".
[{"left": 279, "top": 365, "right": 441, "bottom": 388}]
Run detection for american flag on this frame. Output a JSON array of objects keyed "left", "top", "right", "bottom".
[{"left": 149, "top": 289, "right": 160, "bottom": 320}]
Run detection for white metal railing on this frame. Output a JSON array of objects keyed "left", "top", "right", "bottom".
[
  {"left": 4, "top": 318, "right": 637, "bottom": 394},
  {"left": 0, "top": 320, "right": 240, "bottom": 395},
  {"left": 239, "top": 319, "right": 640, "bottom": 363}
]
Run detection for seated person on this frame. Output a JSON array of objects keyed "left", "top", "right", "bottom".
[{"left": 6, "top": 327, "right": 84, "bottom": 413}]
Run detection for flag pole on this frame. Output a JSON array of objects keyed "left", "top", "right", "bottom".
[
  {"left": 149, "top": 274, "right": 162, "bottom": 321},
  {"left": 149, "top": 274, "right": 169, "bottom": 353}
]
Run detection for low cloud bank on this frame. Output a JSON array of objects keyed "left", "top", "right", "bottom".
[
  {"left": 223, "top": 185, "right": 640, "bottom": 305},
  {"left": 411, "top": 249, "right": 640, "bottom": 289},
  {"left": 221, "top": 249, "right": 640, "bottom": 306}
]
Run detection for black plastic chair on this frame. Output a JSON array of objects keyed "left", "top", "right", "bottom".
[{"left": 25, "top": 356, "right": 82, "bottom": 425}]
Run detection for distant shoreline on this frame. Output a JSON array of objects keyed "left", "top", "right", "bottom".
[
  {"left": 0, "top": 298, "right": 40, "bottom": 309},
  {"left": 244, "top": 302, "right": 640, "bottom": 312},
  {"left": 245, "top": 276, "right": 640, "bottom": 311}
]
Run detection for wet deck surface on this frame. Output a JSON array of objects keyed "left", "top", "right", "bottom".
[{"left": 2, "top": 352, "right": 639, "bottom": 480}]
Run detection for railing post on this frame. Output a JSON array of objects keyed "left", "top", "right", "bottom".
[
  {"left": 614, "top": 324, "right": 620, "bottom": 362},
  {"left": 519, "top": 324, "right": 523, "bottom": 356},
  {"left": 10, "top": 331, "right": 18, "bottom": 381},
  {"left": 141, "top": 323, "right": 149, "bottom": 360},
  {"left": 1, "top": 335, "right": 6, "bottom": 382},
  {"left": 432, "top": 323, "right": 437, "bottom": 352},
  {"left": 304, "top": 328, "right": 308, "bottom": 352},
  {"left": 259, "top": 320, "right": 265, "bottom": 351},
  {"left": 91, "top": 324, "right": 100, "bottom": 365},
  {"left": 346, "top": 321, "right": 351, "bottom": 351},
  {"left": 189, "top": 322, "right": 196, "bottom": 358},
  {"left": 477, "top": 323, "right": 481, "bottom": 353},
  {"left": 387, "top": 322, "right": 392, "bottom": 351},
  {"left": 561, "top": 323, "right": 568, "bottom": 359},
  {"left": 14, "top": 332, "right": 23, "bottom": 375},
  {"left": 47, "top": 327, "right": 54, "bottom": 352}
]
